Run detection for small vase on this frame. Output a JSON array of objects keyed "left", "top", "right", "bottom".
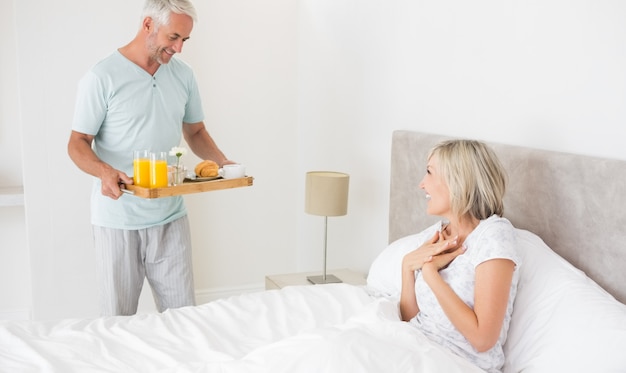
[{"left": 169, "top": 165, "right": 186, "bottom": 186}]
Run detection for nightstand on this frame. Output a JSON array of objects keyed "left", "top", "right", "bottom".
[{"left": 265, "top": 268, "right": 367, "bottom": 290}]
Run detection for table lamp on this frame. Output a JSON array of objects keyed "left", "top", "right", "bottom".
[{"left": 305, "top": 171, "right": 350, "bottom": 284}]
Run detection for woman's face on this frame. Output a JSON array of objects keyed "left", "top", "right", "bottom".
[{"left": 419, "top": 154, "right": 451, "bottom": 217}]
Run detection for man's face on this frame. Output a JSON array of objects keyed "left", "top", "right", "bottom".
[{"left": 146, "top": 12, "right": 193, "bottom": 65}]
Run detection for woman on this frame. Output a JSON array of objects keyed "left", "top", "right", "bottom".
[{"left": 400, "top": 139, "right": 519, "bottom": 373}]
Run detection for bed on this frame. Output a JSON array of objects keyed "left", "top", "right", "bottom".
[{"left": 1, "top": 130, "right": 625, "bottom": 372}]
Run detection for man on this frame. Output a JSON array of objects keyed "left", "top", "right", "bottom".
[{"left": 68, "top": 0, "right": 233, "bottom": 316}]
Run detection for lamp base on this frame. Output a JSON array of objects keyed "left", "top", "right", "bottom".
[{"left": 306, "top": 274, "right": 342, "bottom": 285}]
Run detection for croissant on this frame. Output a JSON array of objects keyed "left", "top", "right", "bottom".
[{"left": 195, "top": 160, "right": 219, "bottom": 177}]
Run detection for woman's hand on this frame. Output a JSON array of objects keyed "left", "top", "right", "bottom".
[
  {"left": 423, "top": 245, "right": 467, "bottom": 272},
  {"left": 402, "top": 231, "right": 462, "bottom": 273},
  {"left": 400, "top": 230, "right": 462, "bottom": 321}
]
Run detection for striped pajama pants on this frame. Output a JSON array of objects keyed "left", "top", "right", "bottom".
[{"left": 93, "top": 215, "right": 196, "bottom": 316}]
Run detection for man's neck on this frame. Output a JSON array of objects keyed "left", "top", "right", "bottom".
[{"left": 118, "top": 40, "right": 160, "bottom": 76}]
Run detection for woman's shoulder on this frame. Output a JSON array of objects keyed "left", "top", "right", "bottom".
[
  {"left": 466, "top": 215, "right": 519, "bottom": 263},
  {"left": 477, "top": 215, "right": 515, "bottom": 236}
]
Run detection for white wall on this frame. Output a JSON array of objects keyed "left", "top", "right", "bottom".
[
  {"left": 180, "top": 0, "right": 299, "bottom": 292},
  {"left": 295, "top": 0, "right": 626, "bottom": 274},
  {"left": 1, "top": 0, "right": 30, "bottom": 320},
  {"left": 3, "top": 0, "right": 625, "bottom": 320}
]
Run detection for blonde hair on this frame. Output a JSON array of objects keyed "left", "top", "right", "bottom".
[{"left": 428, "top": 139, "right": 507, "bottom": 219}]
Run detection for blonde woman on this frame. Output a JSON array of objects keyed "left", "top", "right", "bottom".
[{"left": 400, "top": 139, "right": 520, "bottom": 373}]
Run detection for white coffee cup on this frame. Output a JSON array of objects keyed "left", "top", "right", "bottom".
[{"left": 219, "top": 164, "right": 246, "bottom": 179}]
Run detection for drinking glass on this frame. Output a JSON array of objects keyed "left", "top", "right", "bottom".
[
  {"left": 133, "top": 150, "right": 150, "bottom": 188},
  {"left": 150, "top": 151, "right": 168, "bottom": 188}
]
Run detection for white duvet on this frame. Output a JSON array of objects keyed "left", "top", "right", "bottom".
[{"left": 0, "top": 284, "right": 483, "bottom": 373}]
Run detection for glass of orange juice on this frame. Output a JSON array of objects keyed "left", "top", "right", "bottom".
[
  {"left": 150, "top": 151, "right": 168, "bottom": 188},
  {"left": 133, "top": 150, "right": 150, "bottom": 188}
]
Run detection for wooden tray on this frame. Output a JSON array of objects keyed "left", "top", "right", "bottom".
[{"left": 123, "top": 176, "right": 253, "bottom": 199}]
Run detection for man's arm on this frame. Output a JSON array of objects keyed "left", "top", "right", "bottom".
[
  {"left": 182, "top": 122, "right": 234, "bottom": 167},
  {"left": 67, "top": 130, "right": 133, "bottom": 200}
]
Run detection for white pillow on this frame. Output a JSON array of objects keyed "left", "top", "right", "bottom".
[
  {"left": 366, "top": 223, "right": 440, "bottom": 296},
  {"left": 503, "top": 229, "right": 626, "bottom": 373}
]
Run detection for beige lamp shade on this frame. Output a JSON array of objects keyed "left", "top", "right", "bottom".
[{"left": 305, "top": 171, "right": 349, "bottom": 217}]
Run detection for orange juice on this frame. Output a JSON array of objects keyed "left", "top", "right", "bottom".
[
  {"left": 150, "top": 151, "right": 169, "bottom": 188},
  {"left": 150, "top": 160, "right": 168, "bottom": 188},
  {"left": 133, "top": 158, "right": 151, "bottom": 187}
]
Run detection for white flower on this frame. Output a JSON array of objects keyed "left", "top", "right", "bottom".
[
  {"left": 169, "top": 147, "right": 187, "bottom": 158},
  {"left": 169, "top": 146, "right": 187, "bottom": 170}
]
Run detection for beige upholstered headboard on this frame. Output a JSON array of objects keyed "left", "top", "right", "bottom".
[{"left": 389, "top": 130, "right": 626, "bottom": 304}]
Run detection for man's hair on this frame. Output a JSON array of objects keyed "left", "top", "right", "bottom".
[
  {"left": 428, "top": 139, "right": 507, "bottom": 220},
  {"left": 142, "top": 0, "right": 198, "bottom": 29}
]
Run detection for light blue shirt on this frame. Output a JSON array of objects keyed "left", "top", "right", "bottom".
[{"left": 72, "top": 51, "right": 204, "bottom": 229}]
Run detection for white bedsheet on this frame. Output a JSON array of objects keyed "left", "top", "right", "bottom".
[{"left": 0, "top": 284, "right": 483, "bottom": 373}]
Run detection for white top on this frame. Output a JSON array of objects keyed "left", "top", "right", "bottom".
[
  {"left": 72, "top": 51, "right": 204, "bottom": 229},
  {"left": 411, "top": 215, "right": 520, "bottom": 373}
]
